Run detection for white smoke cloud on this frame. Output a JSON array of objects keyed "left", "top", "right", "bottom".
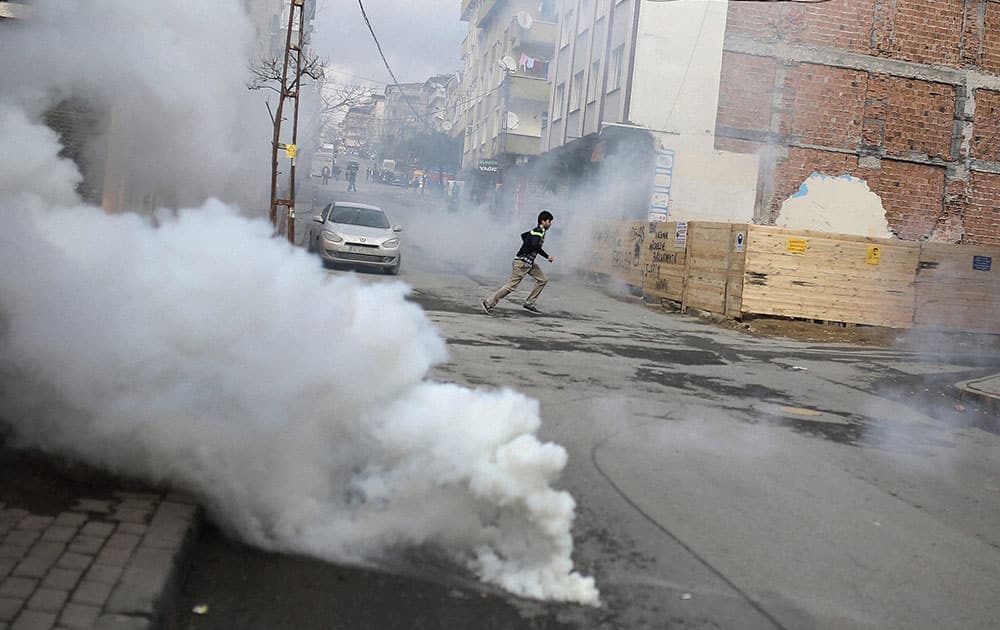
[
  {"left": 0, "top": 0, "right": 598, "bottom": 605},
  {"left": 0, "top": 103, "right": 82, "bottom": 205}
]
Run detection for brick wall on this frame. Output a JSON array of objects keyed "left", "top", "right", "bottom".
[
  {"left": 717, "top": 0, "right": 1000, "bottom": 246},
  {"left": 716, "top": 52, "right": 774, "bottom": 133},
  {"left": 967, "top": 171, "right": 1000, "bottom": 245}
]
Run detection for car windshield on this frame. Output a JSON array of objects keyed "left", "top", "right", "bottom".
[{"left": 330, "top": 206, "right": 390, "bottom": 229}]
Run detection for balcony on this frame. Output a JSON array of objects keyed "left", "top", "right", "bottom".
[
  {"left": 500, "top": 131, "right": 543, "bottom": 156},
  {"left": 511, "top": 19, "right": 557, "bottom": 58},
  {"left": 461, "top": 0, "right": 500, "bottom": 26},
  {"left": 506, "top": 74, "right": 550, "bottom": 103}
]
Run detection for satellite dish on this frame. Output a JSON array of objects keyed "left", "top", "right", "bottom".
[
  {"left": 499, "top": 55, "right": 517, "bottom": 72},
  {"left": 506, "top": 112, "right": 520, "bottom": 131},
  {"left": 441, "top": 120, "right": 453, "bottom": 131},
  {"left": 516, "top": 11, "right": 533, "bottom": 30}
]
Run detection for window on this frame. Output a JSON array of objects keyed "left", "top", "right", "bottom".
[
  {"left": 609, "top": 44, "right": 624, "bottom": 92},
  {"left": 571, "top": 71, "right": 584, "bottom": 111},
  {"left": 588, "top": 60, "right": 600, "bottom": 102},
  {"left": 560, "top": 9, "right": 573, "bottom": 48},
  {"left": 553, "top": 82, "right": 565, "bottom": 120},
  {"left": 579, "top": 0, "right": 592, "bottom": 34}
]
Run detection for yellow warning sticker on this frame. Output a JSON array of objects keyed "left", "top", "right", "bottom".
[
  {"left": 786, "top": 238, "right": 808, "bottom": 254},
  {"left": 285, "top": 144, "right": 297, "bottom": 159},
  {"left": 866, "top": 245, "right": 882, "bottom": 265}
]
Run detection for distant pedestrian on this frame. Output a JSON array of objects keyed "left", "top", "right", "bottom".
[
  {"left": 482, "top": 210, "right": 554, "bottom": 315},
  {"left": 346, "top": 169, "right": 357, "bottom": 192},
  {"left": 321, "top": 166, "right": 330, "bottom": 185}
]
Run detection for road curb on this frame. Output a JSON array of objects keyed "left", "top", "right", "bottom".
[{"left": 954, "top": 375, "right": 1000, "bottom": 415}]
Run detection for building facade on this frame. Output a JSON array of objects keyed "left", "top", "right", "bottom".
[
  {"left": 458, "top": 0, "right": 558, "bottom": 171},
  {"left": 541, "top": 0, "right": 758, "bottom": 222},
  {"left": 717, "top": 0, "right": 1000, "bottom": 245}
]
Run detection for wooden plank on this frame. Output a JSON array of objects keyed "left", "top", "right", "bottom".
[
  {"left": 683, "top": 222, "right": 748, "bottom": 315},
  {"left": 741, "top": 225, "right": 918, "bottom": 328},
  {"left": 587, "top": 220, "right": 647, "bottom": 287},
  {"left": 914, "top": 242, "right": 1000, "bottom": 333},
  {"left": 642, "top": 222, "right": 687, "bottom": 302}
]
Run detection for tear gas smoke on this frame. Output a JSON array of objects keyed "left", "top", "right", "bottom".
[{"left": 0, "top": 1, "right": 598, "bottom": 605}]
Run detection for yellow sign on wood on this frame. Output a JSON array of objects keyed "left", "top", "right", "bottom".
[
  {"left": 285, "top": 144, "right": 297, "bottom": 159},
  {"left": 866, "top": 245, "right": 882, "bottom": 265},
  {"left": 786, "top": 238, "right": 808, "bottom": 254}
]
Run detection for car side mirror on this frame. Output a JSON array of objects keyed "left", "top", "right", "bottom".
[
  {"left": 393, "top": 225, "right": 403, "bottom": 233},
  {"left": 312, "top": 215, "right": 324, "bottom": 223}
]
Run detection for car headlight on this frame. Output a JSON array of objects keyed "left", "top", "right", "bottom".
[
  {"left": 321, "top": 230, "right": 343, "bottom": 243},
  {"left": 381, "top": 238, "right": 400, "bottom": 249}
]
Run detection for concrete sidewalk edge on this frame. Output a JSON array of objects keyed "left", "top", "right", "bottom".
[{"left": 954, "top": 374, "right": 1000, "bottom": 414}]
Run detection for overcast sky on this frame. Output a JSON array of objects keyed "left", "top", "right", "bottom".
[{"left": 313, "top": 0, "right": 467, "bottom": 90}]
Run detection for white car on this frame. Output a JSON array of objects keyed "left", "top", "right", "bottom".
[{"left": 306, "top": 202, "right": 403, "bottom": 275}]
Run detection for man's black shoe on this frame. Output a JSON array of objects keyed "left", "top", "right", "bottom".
[
  {"left": 481, "top": 300, "right": 493, "bottom": 315},
  {"left": 523, "top": 303, "right": 541, "bottom": 314}
]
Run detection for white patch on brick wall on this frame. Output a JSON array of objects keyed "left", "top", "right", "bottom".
[{"left": 777, "top": 173, "right": 892, "bottom": 238}]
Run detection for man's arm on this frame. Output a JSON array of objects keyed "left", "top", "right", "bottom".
[{"left": 530, "top": 233, "right": 551, "bottom": 261}]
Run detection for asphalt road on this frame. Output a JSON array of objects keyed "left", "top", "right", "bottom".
[{"left": 168, "top": 183, "right": 1000, "bottom": 629}]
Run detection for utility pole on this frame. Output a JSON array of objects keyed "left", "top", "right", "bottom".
[{"left": 268, "top": 0, "right": 307, "bottom": 245}]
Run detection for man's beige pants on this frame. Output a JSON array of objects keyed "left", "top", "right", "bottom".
[{"left": 486, "top": 258, "right": 548, "bottom": 307}]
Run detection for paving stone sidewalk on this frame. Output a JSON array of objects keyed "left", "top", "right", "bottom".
[{"left": 1, "top": 491, "right": 200, "bottom": 630}]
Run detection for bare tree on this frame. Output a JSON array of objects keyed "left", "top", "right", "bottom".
[
  {"left": 316, "top": 81, "right": 375, "bottom": 144},
  {"left": 247, "top": 26, "right": 324, "bottom": 234}
]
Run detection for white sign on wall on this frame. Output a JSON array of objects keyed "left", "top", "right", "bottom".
[{"left": 648, "top": 148, "right": 674, "bottom": 223}]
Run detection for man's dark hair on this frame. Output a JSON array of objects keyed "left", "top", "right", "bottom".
[{"left": 537, "top": 210, "right": 554, "bottom": 224}]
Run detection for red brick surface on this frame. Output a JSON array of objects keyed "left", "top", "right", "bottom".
[
  {"left": 971, "top": 89, "right": 1000, "bottom": 161},
  {"left": 875, "top": 0, "right": 964, "bottom": 66},
  {"left": 981, "top": 3, "right": 1000, "bottom": 75},
  {"left": 967, "top": 171, "right": 1000, "bottom": 245},
  {"left": 769, "top": 149, "right": 947, "bottom": 241},
  {"left": 876, "top": 159, "right": 946, "bottom": 240},
  {"left": 716, "top": 52, "right": 774, "bottom": 133},
  {"left": 882, "top": 77, "right": 955, "bottom": 159},
  {"left": 719, "top": 0, "right": 1000, "bottom": 245},
  {"left": 785, "top": 63, "right": 866, "bottom": 150},
  {"left": 787, "top": 0, "right": 875, "bottom": 54}
]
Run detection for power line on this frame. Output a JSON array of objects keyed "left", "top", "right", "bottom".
[
  {"left": 324, "top": 67, "right": 389, "bottom": 86},
  {"left": 357, "top": 0, "right": 437, "bottom": 133}
]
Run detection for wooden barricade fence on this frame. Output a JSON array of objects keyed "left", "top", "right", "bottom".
[
  {"left": 587, "top": 220, "right": 646, "bottom": 288},
  {"left": 914, "top": 242, "right": 1000, "bottom": 333},
  {"left": 740, "top": 226, "right": 920, "bottom": 329},
  {"left": 683, "top": 223, "right": 748, "bottom": 319},
  {"left": 588, "top": 220, "right": 998, "bottom": 332},
  {"left": 642, "top": 222, "right": 687, "bottom": 304}
]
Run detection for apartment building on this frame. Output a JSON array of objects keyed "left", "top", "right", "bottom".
[
  {"left": 458, "top": 0, "right": 559, "bottom": 171},
  {"left": 542, "top": 0, "right": 758, "bottom": 222}
]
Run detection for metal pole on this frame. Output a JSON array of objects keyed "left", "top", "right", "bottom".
[
  {"left": 287, "top": 0, "right": 306, "bottom": 245},
  {"left": 269, "top": 0, "right": 297, "bottom": 228}
]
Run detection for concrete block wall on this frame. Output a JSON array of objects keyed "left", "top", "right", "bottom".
[{"left": 714, "top": 0, "right": 1000, "bottom": 246}]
